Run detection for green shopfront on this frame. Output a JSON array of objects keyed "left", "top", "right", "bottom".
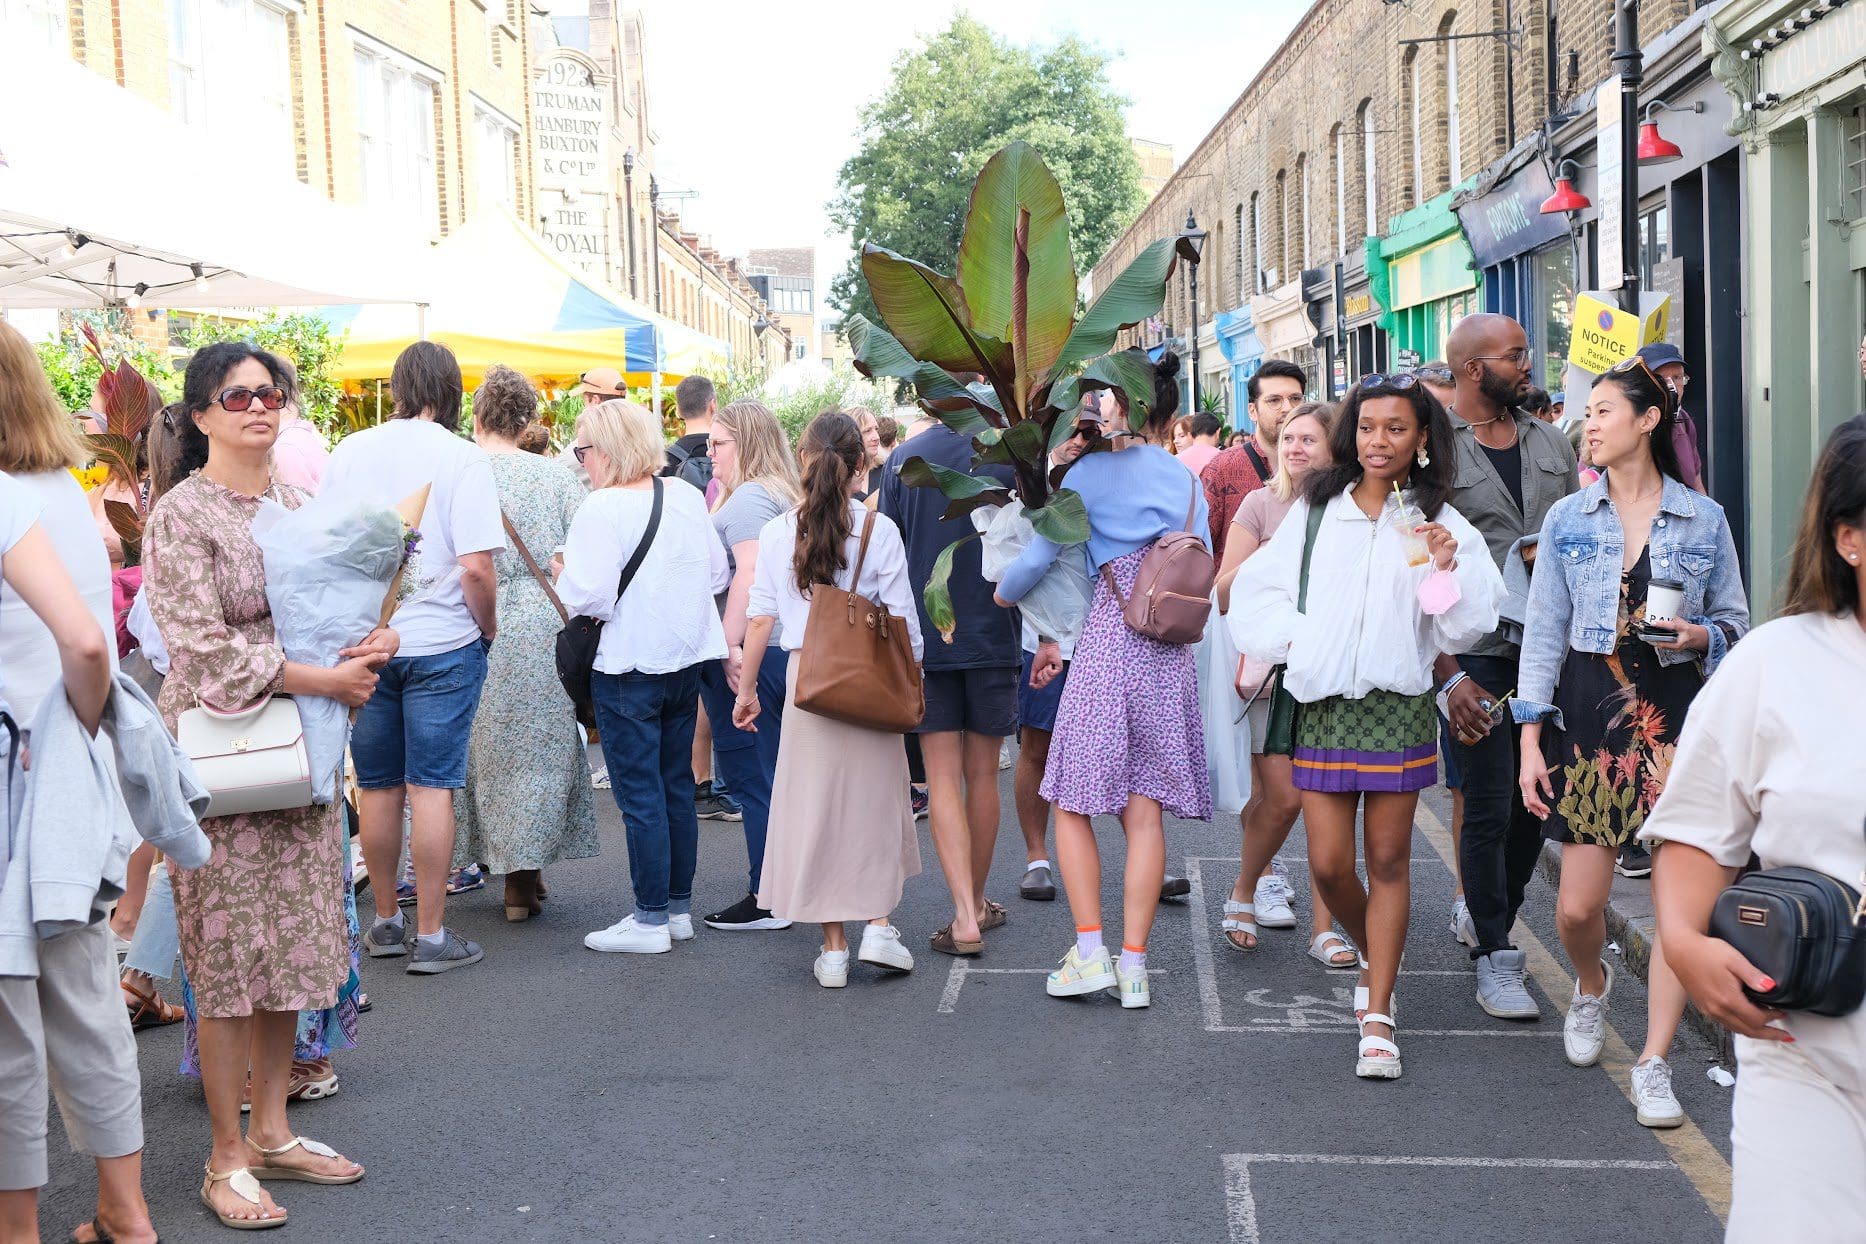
[
  {"left": 1709, "top": 0, "right": 1866, "bottom": 608},
  {"left": 1367, "top": 182, "right": 1482, "bottom": 367}
]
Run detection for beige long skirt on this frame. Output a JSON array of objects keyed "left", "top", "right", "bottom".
[{"left": 756, "top": 651, "right": 921, "bottom": 923}]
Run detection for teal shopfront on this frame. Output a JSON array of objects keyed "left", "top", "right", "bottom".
[
  {"left": 1367, "top": 182, "right": 1482, "bottom": 366},
  {"left": 1215, "top": 304, "right": 1263, "bottom": 432}
]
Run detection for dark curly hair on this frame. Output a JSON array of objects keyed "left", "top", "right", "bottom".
[
  {"left": 473, "top": 364, "right": 540, "bottom": 441},
  {"left": 1305, "top": 377, "right": 1456, "bottom": 520},
  {"left": 173, "top": 342, "right": 289, "bottom": 479}
]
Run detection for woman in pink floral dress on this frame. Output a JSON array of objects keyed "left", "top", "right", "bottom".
[{"left": 143, "top": 343, "right": 392, "bottom": 1231}]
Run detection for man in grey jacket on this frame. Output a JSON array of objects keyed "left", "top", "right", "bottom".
[{"left": 1433, "top": 313, "right": 1578, "bottom": 1021}]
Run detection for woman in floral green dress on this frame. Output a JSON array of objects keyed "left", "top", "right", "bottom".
[{"left": 456, "top": 366, "right": 598, "bottom": 920}]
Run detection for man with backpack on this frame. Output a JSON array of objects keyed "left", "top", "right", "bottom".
[{"left": 663, "top": 375, "right": 717, "bottom": 497}]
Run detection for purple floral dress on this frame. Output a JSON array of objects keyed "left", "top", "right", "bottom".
[{"left": 143, "top": 474, "right": 348, "bottom": 1018}]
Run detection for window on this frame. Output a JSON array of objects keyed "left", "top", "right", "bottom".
[
  {"left": 1233, "top": 203, "right": 1246, "bottom": 303},
  {"left": 353, "top": 35, "right": 441, "bottom": 235},
  {"left": 169, "top": 0, "right": 295, "bottom": 179},
  {"left": 1847, "top": 104, "right": 1866, "bottom": 222},
  {"left": 1250, "top": 193, "right": 1264, "bottom": 292},
  {"left": 471, "top": 98, "right": 519, "bottom": 212},
  {"left": 1360, "top": 100, "right": 1377, "bottom": 236},
  {"left": 1636, "top": 204, "right": 1671, "bottom": 289},
  {"left": 2, "top": 0, "right": 68, "bottom": 54},
  {"left": 1444, "top": 19, "right": 1463, "bottom": 183},
  {"left": 1405, "top": 49, "right": 1425, "bottom": 206},
  {"left": 1295, "top": 155, "right": 1310, "bottom": 270},
  {"left": 1275, "top": 170, "right": 1289, "bottom": 283},
  {"left": 1332, "top": 125, "right": 1347, "bottom": 257}
]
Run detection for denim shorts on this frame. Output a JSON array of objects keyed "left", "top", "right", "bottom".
[
  {"left": 1016, "top": 651, "right": 1068, "bottom": 733},
  {"left": 351, "top": 639, "right": 489, "bottom": 790}
]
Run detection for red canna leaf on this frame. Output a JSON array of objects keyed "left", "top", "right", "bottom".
[
  {"left": 104, "top": 498, "right": 144, "bottom": 554},
  {"left": 102, "top": 358, "right": 153, "bottom": 441}
]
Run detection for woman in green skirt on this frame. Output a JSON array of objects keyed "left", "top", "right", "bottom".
[{"left": 1231, "top": 375, "right": 1503, "bottom": 1080}]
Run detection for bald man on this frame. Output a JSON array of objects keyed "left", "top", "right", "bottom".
[{"left": 1433, "top": 313, "right": 1578, "bottom": 1023}]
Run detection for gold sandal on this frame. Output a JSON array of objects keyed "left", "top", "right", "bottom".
[
  {"left": 200, "top": 1165, "right": 285, "bottom": 1230},
  {"left": 244, "top": 1135, "right": 365, "bottom": 1185}
]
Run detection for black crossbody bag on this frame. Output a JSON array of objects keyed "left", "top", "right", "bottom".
[
  {"left": 555, "top": 479, "right": 662, "bottom": 729},
  {"left": 1708, "top": 815, "right": 1866, "bottom": 1017}
]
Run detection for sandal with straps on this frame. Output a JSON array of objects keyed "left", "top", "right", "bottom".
[
  {"left": 244, "top": 1136, "right": 364, "bottom": 1185},
  {"left": 1307, "top": 930, "right": 1360, "bottom": 970},
  {"left": 1221, "top": 900, "right": 1259, "bottom": 952},
  {"left": 1356, "top": 1012, "right": 1402, "bottom": 1080},
  {"left": 121, "top": 974, "right": 184, "bottom": 1030},
  {"left": 199, "top": 1165, "right": 285, "bottom": 1231}
]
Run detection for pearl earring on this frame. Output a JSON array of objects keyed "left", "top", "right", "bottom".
[{"left": 1416, "top": 445, "right": 1431, "bottom": 468}]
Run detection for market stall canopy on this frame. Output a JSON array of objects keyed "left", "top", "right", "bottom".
[
  {"left": 0, "top": 45, "right": 420, "bottom": 309},
  {"left": 320, "top": 209, "right": 729, "bottom": 386}
]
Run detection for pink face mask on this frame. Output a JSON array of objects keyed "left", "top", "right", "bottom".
[{"left": 1416, "top": 567, "right": 1462, "bottom": 616}]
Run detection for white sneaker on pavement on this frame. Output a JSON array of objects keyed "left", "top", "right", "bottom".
[
  {"left": 1563, "top": 959, "right": 1613, "bottom": 1067},
  {"left": 857, "top": 924, "right": 914, "bottom": 972},
  {"left": 814, "top": 948, "right": 850, "bottom": 988},
  {"left": 584, "top": 915, "right": 673, "bottom": 954},
  {"left": 668, "top": 913, "right": 695, "bottom": 942},
  {"left": 1254, "top": 874, "right": 1297, "bottom": 929},
  {"left": 1450, "top": 896, "right": 1477, "bottom": 948},
  {"left": 1631, "top": 1056, "right": 1685, "bottom": 1128}
]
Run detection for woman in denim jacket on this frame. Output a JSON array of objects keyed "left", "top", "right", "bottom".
[{"left": 1512, "top": 357, "right": 1749, "bottom": 1131}]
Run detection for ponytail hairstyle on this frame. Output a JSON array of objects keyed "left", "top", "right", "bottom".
[
  {"left": 1111, "top": 351, "right": 1183, "bottom": 441},
  {"left": 792, "top": 410, "right": 864, "bottom": 595},
  {"left": 173, "top": 342, "right": 289, "bottom": 480},
  {"left": 1592, "top": 359, "right": 1685, "bottom": 483}
]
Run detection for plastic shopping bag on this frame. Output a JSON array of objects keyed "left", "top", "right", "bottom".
[{"left": 972, "top": 503, "right": 1092, "bottom": 650}]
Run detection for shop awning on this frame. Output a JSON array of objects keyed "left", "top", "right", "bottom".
[
  {"left": 321, "top": 210, "right": 728, "bottom": 385},
  {"left": 0, "top": 46, "right": 417, "bottom": 309}
]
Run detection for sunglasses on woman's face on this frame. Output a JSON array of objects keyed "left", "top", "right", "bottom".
[
  {"left": 1358, "top": 373, "right": 1421, "bottom": 392},
  {"left": 214, "top": 385, "right": 288, "bottom": 413},
  {"left": 572, "top": 444, "right": 592, "bottom": 463}
]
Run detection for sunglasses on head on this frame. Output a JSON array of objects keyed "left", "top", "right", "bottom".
[
  {"left": 1605, "top": 355, "right": 1663, "bottom": 386},
  {"left": 214, "top": 385, "right": 287, "bottom": 412},
  {"left": 1358, "top": 372, "right": 1421, "bottom": 392},
  {"left": 1411, "top": 365, "right": 1454, "bottom": 385}
]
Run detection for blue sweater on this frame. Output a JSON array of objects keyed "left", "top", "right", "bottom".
[{"left": 999, "top": 444, "right": 1210, "bottom": 604}]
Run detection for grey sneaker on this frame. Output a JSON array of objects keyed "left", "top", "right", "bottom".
[
  {"left": 363, "top": 917, "right": 410, "bottom": 959},
  {"left": 406, "top": 928, "right": 485, "bottom": 975},
  {"left": 1475, "top": 949, "right": 1541, "bottom": 1020}
]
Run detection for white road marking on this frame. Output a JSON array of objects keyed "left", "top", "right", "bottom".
[
  {"left": 1222, "top": 1152, "right": 1674, "bottom": 1244},
  {"left": 936, "top": 960, "right": 1164, "bottom": 1013}
]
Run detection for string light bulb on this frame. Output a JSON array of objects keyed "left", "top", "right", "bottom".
[
  {"left": 191, "top": 263, "right": 209, "bottom": 293},
  {"left": 125, "top": 282, "right": 149, "bottom": 310}
]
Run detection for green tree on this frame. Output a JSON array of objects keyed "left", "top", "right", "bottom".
[
  {"left": 181, "top": 312, "right": 346, "bottom": 431},
  {"left": 828, "top": 15, "right": 1144, "bottom": 330}
]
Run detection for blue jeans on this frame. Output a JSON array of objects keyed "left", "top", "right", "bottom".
[
  {"left": 122, "top": 863, "right": 179, "bottom": 982},
  {"left": 696, "top": 647, "right": 786, "bottom": 895},
  {"left": 351, "top": 639, "right": 489, "bottom": 790},
  {"left": 591, "top": 666, "right": 703, "bottom": 924}
]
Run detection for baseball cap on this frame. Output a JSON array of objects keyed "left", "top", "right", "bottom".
[
  {"left": 578, "top": 366, "right": 625, "bottom": 397},
  {"left": 1635, "top": 342, "right": 1685, "bottom": 369},
  {"left": 1549, "top": 390, "right": 1565, "bottom": 405}
]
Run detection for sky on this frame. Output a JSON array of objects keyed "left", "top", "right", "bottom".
[{"left": 630, "top": 0, "right": 1312, "bottom": 314}]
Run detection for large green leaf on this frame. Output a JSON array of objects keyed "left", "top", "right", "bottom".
[
  {"left": 846, "top": 313, "right": 1000, "bottom": 433},
  {"left": 922, "top": 532, "right": 982, "bottom": 646},
  {"left": 1050, "top": 237, "right": 1178, "bottom": 380},
  {"left": 973, "top": 419, "right": 1048, "bottom": 469},
  {"left": 897, "top": 456, "right": 999, "bottom": 502},
  {"left": 1025, "top": 488, "right": 1089, "bottom": 545},
  {"left": 956, "top": 141, "right": 1077, "bottom": 408},
  {"left": 860, "top": 245, "right": 1014, "bottom": 393},
  {"left": 1079, "top": 348, "right": 1165, "bottom": 432}
]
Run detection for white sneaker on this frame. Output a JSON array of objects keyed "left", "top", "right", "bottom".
[
  {"left": 1112, "top": 962, "right": 1151, "bottom": 1009},
  {"left": 668, "top": 913, "right": 695, "bottom": 942},
  {"left": 591, "top": 768, "right": 610, "bottom": 789},
  {"left": 1563, "top": 960, "right": 1613, "bottom": 1067},
  {"left": 1631, "top": 1056, "right": 1685, "bottom": 1128},
  {"left": 998, "top": 737, "right": 1014, "bottom": 770},
  {"left": 858, "top": 924, "right": 914, "bottom": 972},
  {"left": 1450, "top": 896, "right": 1477, "bottom": 948},
  {"left": 1254, "top": 874, "right": 1297, "bottom": 929},
  {"left": 814, "top": 948, "right": 849, "bottom": 988},
  {"left": 583, "top": 915, "right": 673, "bottom": 954}
]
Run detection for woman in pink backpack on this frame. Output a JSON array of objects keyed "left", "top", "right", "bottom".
[{"left": 995, "top": 354, "right": 1211, "bottom": 1010}]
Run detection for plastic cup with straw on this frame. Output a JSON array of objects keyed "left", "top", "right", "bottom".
[{"left": 1394, "top": 480, "right": 1432, "bottom": 567}]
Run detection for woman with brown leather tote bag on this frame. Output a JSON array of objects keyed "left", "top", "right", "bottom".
[{"left": 793, "top": 509, "right": 925, "bottom": 732}]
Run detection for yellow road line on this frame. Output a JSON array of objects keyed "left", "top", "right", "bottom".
[{"left": 1413, "top": 801, "right": 1733, "bottom": 1224}]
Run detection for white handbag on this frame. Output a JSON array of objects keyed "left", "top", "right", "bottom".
[{"left": 176, "top": 695, "right": 314, "bottom": 818}]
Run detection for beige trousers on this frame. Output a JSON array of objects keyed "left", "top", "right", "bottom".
[{"left": 1727, "top": 1030, "right": 1866, "bottom": 1242}]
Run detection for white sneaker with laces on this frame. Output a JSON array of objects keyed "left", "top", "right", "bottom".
[
  {"left": 814, "top": 948, "right": 850, "bottom": 988},
  {"left": 668, "top": 913, "right": 694, "bottom": 942},
  {"left": 858, "top": 924, "right": 914, "bottom": 972},
  {"left": 583, "top": 915, "right": 673, "bottom": 954},
  {"left": 1450, "top": 896, "right": 1477, "bottom": 948},
  {"left": 1631, "top": 1056, "right": 1684, "bottom": 1128},
  {"left": 1563, "top": 959, "right": 1613, "bottom": 1067},
  {"left": 1254, "top": 875, "right": 1297, "bottom": 929}
]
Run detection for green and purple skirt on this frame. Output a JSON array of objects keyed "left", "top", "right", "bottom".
[{"left": 1291, "top": 688, "right": 1437, "bottom": 794}]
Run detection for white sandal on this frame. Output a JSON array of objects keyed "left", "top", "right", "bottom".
[
  {"left": 1356, "top": 1012, "right": 1402, "bottom": 1080},
  {"left": 245, "top": 1135, "right": 364, "bottom": 1185},
  {"left": 1307, "top": 930, "right": 1360, "bottom": 970},
  {"left": 1220, "top": 900, "right": 1259, "bottom": 952},
  {"left": 1352, "top": 956, "right": 1371, "bottom": 1018},
  {"left": 200, "top": 1164, "right": 286, "bottom": 1230}
]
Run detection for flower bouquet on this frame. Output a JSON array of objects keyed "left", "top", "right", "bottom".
[{"left": 252, "top": 485, "right": 428, "bottom": 803}]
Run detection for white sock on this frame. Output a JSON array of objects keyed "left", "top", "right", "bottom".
[
  {"left": 1025, "top": 859, "right": 1051, "bottom": 873},
  {"left": 1076, "top": 929, "right": 1103, "bottom": 959},
  {"left": 1119, "top": 948, "right": 1146, "bottom": 974},
  {"left": 373, "top": 912, "right": 403, "bottom": 932},
  {"left": 417, "top": 928, "right": 445, "bottom": 947}
]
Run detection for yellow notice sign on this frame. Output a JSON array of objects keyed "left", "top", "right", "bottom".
[{"left": 1568, "top": 292, "right": 1671, "bottom": 374}]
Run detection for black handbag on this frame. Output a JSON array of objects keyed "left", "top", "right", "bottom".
[
  {"left": 554, "top": 479, "right": 663, "bottom": 729},
  {"left": 1709, "top": 818, "right": 1866, "bottom": 1017}
]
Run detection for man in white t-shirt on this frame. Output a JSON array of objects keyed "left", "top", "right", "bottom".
[{"left": 321, "top": 342, "right": 503, "bottom": 975}]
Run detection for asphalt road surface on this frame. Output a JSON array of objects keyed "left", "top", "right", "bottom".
[{"left": 41, "top": 765, "right": 1734, "bottom": 1243}]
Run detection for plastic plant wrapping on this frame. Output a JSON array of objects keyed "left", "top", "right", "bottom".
[
  {"left": 252, "top": 495, "right": 408, "bottom": 804},
  {"left": 972, "top": 502, "right": 1091, "bottom": 651}
]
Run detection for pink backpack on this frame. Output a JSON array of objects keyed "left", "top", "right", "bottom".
[{"left": 1101, "top": 480, "right": 1214, "bottom": 645}]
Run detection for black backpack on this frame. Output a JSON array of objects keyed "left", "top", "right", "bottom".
[{"left": 664, "top": 441, "right": 713, "bottom": 493}]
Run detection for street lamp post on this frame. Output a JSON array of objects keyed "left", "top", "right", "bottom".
[
  {"left": 1611, "top": 0, "right": 1642, "bottom": 314},
  {"left": 622, "top": 148, "right": 637, "bottom": 300},
  {"left": 648, "top": 175, "right": 663, "bottom": 313},
  {"left": 1176, "top": 211, "right": 1208, "bottom": 413}
]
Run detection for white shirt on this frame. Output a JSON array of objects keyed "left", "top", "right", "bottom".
[
  {"left": 748, "top": 501, "right": 923, "bottom": 660},
  {"left": 557, "top": 479, "right": 729, "bottom": 674},
  {"left": 321, "top": 419, "right": 505, "bottom": 657},
  {"left": 1640, "top": 611, "right": 1866, "bottom": 1090},
  {"left": 0, "top": 470, "right": 115, "bottom": 720},
  {"left": 1229, "top": 488, "right": 1502, "bottom": 701}
]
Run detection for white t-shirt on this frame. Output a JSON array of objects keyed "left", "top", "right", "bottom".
[
  {"left": 747, "top": 501, "right": 923, "bottom": 660},
  {"left": 556, "top": 479, "right": 729, "bottom": 675},
  {"left": 0, "top": 470, "right": 115, "bottom": 720},
  {"left": 322, "top": 419, "right": 505, "bottom": 657}
]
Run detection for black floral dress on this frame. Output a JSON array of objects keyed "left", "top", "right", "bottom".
[{"left": 1540, "top": 547, "right": 1705, "bottom": 849}]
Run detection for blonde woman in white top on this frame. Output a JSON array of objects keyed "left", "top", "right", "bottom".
[
  {"left": 1232, "top": 376, "right": 1502, "bottom": 1079},
  {"left": 559, "top": 399, "right": 728, "bottom": 956},
  {"left": 1643, "top": 414, "right": 1866, "bottom": 1241},
  {"left": 733, "top": 412, "right": 922, "bottom": 988}
]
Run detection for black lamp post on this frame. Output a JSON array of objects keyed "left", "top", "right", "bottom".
[
  {"left": 648, "top": 175, "right": 663, "bottom": 313},
  {"left": 622, "top": 148, "right": 637, "bottom": 300},
  {"left": 1611, "top": 0, "right": 1642, "bottom": 314},
  {"left": 1176, "top": 211, "right": 1209, "bottom": 413}
]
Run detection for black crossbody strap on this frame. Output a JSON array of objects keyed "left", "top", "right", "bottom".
[{"left": 615, "top": 478, "right": 663, "bottom": 606}]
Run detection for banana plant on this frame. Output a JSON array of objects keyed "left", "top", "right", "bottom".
[{"left": 845, "top": 141, "right": 1180, "bottom": 638}]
